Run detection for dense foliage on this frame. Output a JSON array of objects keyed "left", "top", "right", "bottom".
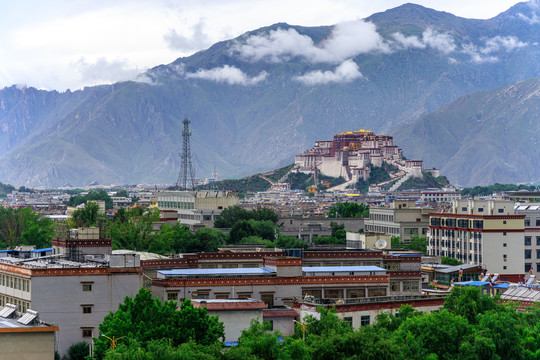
[
  {"left": 354, "top": 163, "right": 397, "bottom": 193},
  {"left": 65, "top": 189, "right": 114, "bottom": 210},
  {"left": 93, "top": 288, "right": 224, "bottom": 359},
  {"left": 442, "top": 256, "right": 463, "bottom": 266},
  {"left": 391, "top": 236, "right": 427, "bottom": 255},
  {"left": 0, "top": 182, "right": 15, "bottom": 198},
  {"left": 265, "top": 164, "right": 294, "bottom": 183},
  {"left": 397, "top": 172, "right": 450, "bottom": 191},
  {"left": 196, "top": 175, "right": 271, "bottom": 194},
  {"left": 0, "top": 207, "right": 53, "bottom": 249},
  {"left": 328, "top": 202, "right": 369, "bottom": 218},
  {"left": 214, "top": 206, "right": 278, "bottom": 228},
  {"left": 98, "top": 287, "right": 540, "bottom": 360},
  {"left": 461, "top": 183, "right": 537, "bottom": 197}
]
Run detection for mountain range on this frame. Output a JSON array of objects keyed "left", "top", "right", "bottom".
[{"left": 2, "top": 1, "right": 540, "bottom": 187}]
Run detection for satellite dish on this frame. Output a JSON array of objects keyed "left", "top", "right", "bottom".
[{"left": 374, "top": 239, "right": 388, "bottom": 249}]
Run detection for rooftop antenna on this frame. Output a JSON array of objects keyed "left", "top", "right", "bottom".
[{"left": 176, "top": 118, "right": 196, "bottom": 190}]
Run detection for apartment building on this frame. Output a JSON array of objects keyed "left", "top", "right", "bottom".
[
  {"left": 427, "top": 200, "right": 525, "bottom": 282},
  {"left": 364, "top": 200, "right": 432, "bottom": 243},
  {"left": 514, "top": 204, "right": 540, "bottom": 275},
  {"left": 157, "top": 190, "right": 238, "bottom": 227},
  {"left": 142, "top": 249, "right": 422, "bottom": 298},
  {"left": 152, "top": 257, "right": 391, "bottom": 306},
  {"left": 0, "top": 227, "right": 142, "bottom": 355}
]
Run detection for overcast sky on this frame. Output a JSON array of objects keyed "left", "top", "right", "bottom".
[{"left": 0, "top": 0, "right": 524, "bottom": 91}]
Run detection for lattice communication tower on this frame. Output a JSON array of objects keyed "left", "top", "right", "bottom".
[{"left": 176, "top": 118, "right": 195, "bottom": 190}]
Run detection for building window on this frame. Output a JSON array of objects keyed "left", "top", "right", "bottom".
[
  {"left": 525, "top": 237, "right": 532, "bottom": 246},
  {"left": 503, "top": 254, "right": 507, "bottom": 259},
  {"left": 215, "top": 293, "right": 230, "bottom": 299},
  {"left": 368, "top": 288, "right": 387, "bottom": 297},
  {"left": 525, "top": 250, "right": 532, "bottom": 259},
  {"left": 267, "top": 320, "right": 274, "bottom": 331},
  {"left": 390, "top": 281, "right": 400, "bottom": 292},
  {"left": 503, "top": 243, "right": 507, "bottom": 247},
  {"left": 82, "top": 283, "right": 92, "bottom": 292},
  {"left": 167, "top": 292, "right": 178, "bottom": 301},
  {"left": 325, "top": 289, "right": 344, "bottom": 299},
  {"left": 261, "top": 293, "right": 274, "bottom": 306},
  {"left": 525, "top": 263, "right": 533, "bottom": 273},
  {"left": 537, "top": 219, "right": 540, "bottom": 226},
  {"left": 344, "top": 317, "right": 353, "bottom": 327},
  {"left": 82, "top": 328, "right": 93, "bottom": 338},
  {"left": 403, "top": 281, "right": 419, "bottom": 292},
  {"left": 237, "top": 292, "right": 253, "bottom": 299},
  {"left": 82, "top": 305, "right": 93, "bottom": 314},
  {"left": 503, "top": 232, "right": 507, "bottom": 236},
  {"left": 461, "top": 207, "right": 467, "bottom": 211},
  {"left": 360, "top": 315, "right": 370, "bottom": 326},
  {"left": 537, "top": 237, "right": 540, "bottom": 246},
  {"left": 503, "top": 221, "right": 507, "bottom": 224},
  {"left": 503, "top": 266, "right": 507, "bottom": 270},
  {"left": 478, "top": 208, "right": 484, "bottom": 212},
  {"left": 498, "top": 209, "right": 504, "bottom": 213}
]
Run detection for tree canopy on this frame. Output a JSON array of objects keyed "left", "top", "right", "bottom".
[
  {"left": 93, "top": 286, "right": 540, "bottom": 360},
  {"left": 93, "top": 288, "right": 224, "bottom": 359},
  {"left": 0, "top": 207, "right": 53, "bottom": 249},
  {"left": 328, "top": 202, "right": 369, "bottom": 218}
]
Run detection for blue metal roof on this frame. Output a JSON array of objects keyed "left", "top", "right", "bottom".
[
  {"left": 493, "top": 283, "right": 509, "bottom": 289},
  {"left": 302, "top": 266, "right": 386, "bottom": 273},
  {"left": 30, "top": 248, "right": 52, "bottom": 252},
  {"left": 453, "top": 281, "right": 490, "bottom": 287},
  {"left": 158, "top": 267, "right": 276, "bottom": 277}
]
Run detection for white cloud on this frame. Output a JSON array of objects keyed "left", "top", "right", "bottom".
[
  {"left": 422, "top": 28, "right": 456, "bottom": 54},
  {"left": 482, "top": 35, "right": 527, "bottom": 53},
  {"left": 232, "top": 20, "right": 389, "bottom": 64},
  {"left": 462, "top": 35, "right": 527, "bottom": 63},
  {"left": 294, "top": 59, "right": 363, "bottom": 85},
  {"left": 74, "top": 57, "right": 142, "bottom": 85},
  {"left": 164, "top": 19, "right": 212, "bottom": 51},
  {"left": 462, "top": 43, "right": 498, "bottom": 63},
  {"left": 391, "top": 33, "right": 426, "bottom": 50},
  {"left": 186, "top": 65, "right": 267, "bottom": 85}
]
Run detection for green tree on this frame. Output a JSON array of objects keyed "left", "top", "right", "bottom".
[
  {"left": 328, "top": 202, "right": 369, "bottom": 218},
  {"left": 443, "top": 286, "right": 498, "bottom": 324},
  {"left": 66, "top": 189, "right": 113, "bottom": 210},
  {"left": 329, "top": 222, "right": 346, "bottom": 241},
  {"left": 67, "top": 341, "right": 90, "bottom": 360},
  {"left": 0, "top": 207, "right": 53, "bottom": 249},
  {"left": 228, "top": 219, "right": 277, "bottom": 244},
  {"left": 115, "top": 190, "right": 129, "bottom": 197},
  {"left": 441, "top": 256, "right": 462, "bottom": 266},
  {"left": 93, "top": 289, "right": 224, "bottom": 359},
  {"left": 72, "top": 202, "right": 100, "bottom": 227}
]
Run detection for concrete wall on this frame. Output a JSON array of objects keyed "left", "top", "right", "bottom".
[
  {"left": 207, "top": 310, "right": 262, "bottom": 342},
  {"left": 31, "top": 272, "right": 141, "bottom": 356},
  {"left": 0, "top": 331, "right": 56, "bottom": 360}
]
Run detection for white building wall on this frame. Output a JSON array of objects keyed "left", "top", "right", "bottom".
[{"left": 31, "top": 272, "right": 141, "bottom": 355}]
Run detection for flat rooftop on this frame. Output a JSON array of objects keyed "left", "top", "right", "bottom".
[
  {"left": 0, "top": 316, "right": 57, "bottom": 332},
  {"left": 302, "top": 266, "right": 386, "bottom": 273},
  {"left": 157, "top": 267, "right": 276, "bottom": 278}
]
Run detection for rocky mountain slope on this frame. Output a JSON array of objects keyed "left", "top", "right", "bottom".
[
  {"left": 2, "top": 2, "right": 540, "bottom": 187},
  {"left": 394, "top": 78, "right": 540, "bottom": 186}
]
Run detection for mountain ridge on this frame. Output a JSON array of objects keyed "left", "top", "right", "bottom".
[{"left": 1, "top": 2, "right": 540, "bottom": 186}]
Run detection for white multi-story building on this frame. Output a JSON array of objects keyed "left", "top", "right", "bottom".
[
  {"left": 365, "top": 200, "right": 432, "bottom": 243},
  {"left": 427, "top": 200, "right": 525, "bottom": 282},
  {"left": 157, "top": 190, "right": 239, "bottom": 227},
  {"left": 0, "top": 229, "right": 142, "bottom": 356}
]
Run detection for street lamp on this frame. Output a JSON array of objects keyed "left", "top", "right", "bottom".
[
  {"left": 293, "top": 320, "right": 308, "bottom": 341},
  {"left": 101, "top": 334, "right": 125, "bottom": 350}
]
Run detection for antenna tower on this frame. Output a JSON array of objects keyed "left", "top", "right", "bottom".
[{"left": 176, "top": 118, "right": 195, "bottom": 190}]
